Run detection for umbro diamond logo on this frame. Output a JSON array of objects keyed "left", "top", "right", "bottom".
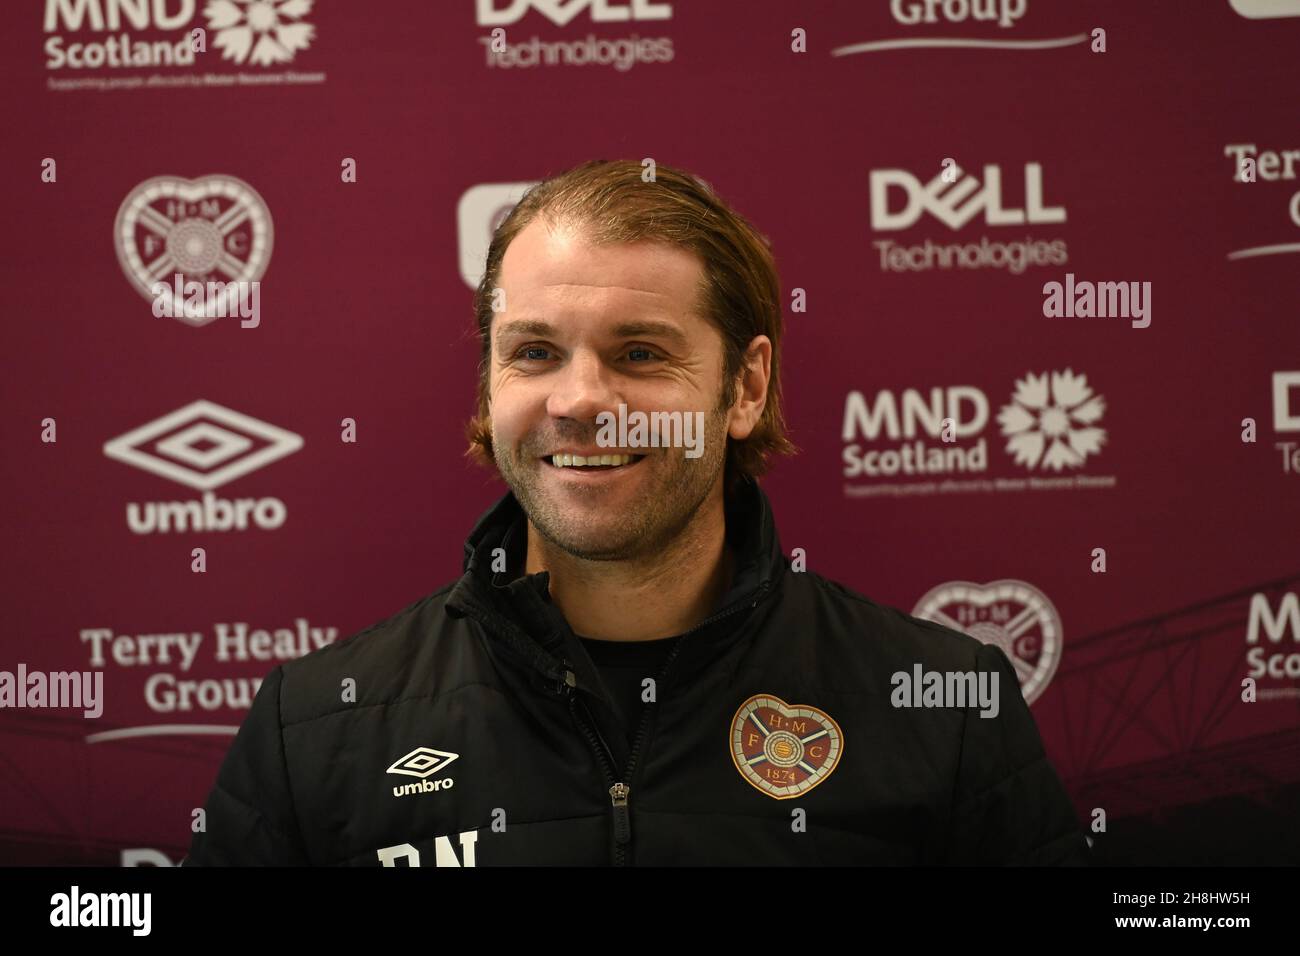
[
  {"left": 104, "top": 400, "right": 303, "bottom": 491},
  {"left": 388, "top": 746, "right": 459, "bottom": 797}
]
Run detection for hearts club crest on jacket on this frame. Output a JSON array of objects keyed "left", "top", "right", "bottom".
[{"left": 730, "top": 694, "right": 843, "bottom": 799}]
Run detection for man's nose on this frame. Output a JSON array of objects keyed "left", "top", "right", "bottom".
[{"left": 546, "top": 349, "right": 620, "bottom": 423}]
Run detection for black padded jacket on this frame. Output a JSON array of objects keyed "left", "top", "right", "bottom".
[{"left": 185, "top": 477, "right": 1090, "bottom": 866}]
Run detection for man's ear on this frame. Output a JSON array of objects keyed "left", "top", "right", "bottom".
[{"left": 727, "top": 336, "right": 771, "bottom": 441}]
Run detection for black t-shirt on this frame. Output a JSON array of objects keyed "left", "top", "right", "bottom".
[{"left": 578, "top": 634, "right": 682, "bottom": 750}]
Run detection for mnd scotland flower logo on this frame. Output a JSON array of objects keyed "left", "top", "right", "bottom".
[
  {"left": 997, "top": 370, "right": 1107, "bottom": 471},
  {"left": 204, "top": 0, "right": 316, "bottom": 66}
]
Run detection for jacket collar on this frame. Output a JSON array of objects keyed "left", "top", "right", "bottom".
[{"left": 445, "top": 475, "right": 787, "bottom": 686}]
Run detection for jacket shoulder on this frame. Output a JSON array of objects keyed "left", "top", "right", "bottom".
[
  {"left": 786, "top": 569, "right": 987, "bottom": 671},
  {"left": 276, "top": 582, "right": 476, "bottom": 727}
]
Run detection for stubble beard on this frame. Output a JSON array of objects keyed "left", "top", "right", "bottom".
[{"left": 493, "top": 403, "right": 731, "bottom": 563}]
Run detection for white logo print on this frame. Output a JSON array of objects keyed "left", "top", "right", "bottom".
[
  {"left": 1274, "top": 372, "right": 1300, "bottom": 432},
  {"left": 870, "top": 162, "right": 1065, "bottom": 231},
  {"left": 388, "top": 747, "right": 459, "bottom": 778},
  {"left": 912, "top": 579, "right": 1063, "bottom": 706},
  {"left": 457, "top": 182, "right": 537, "bottom": 289},
  {"left": 205, "top": 0, "right": 317, "bottom": 65},
  {"left": 997, "top": 370, "right": 1106, "bottom": 471},
  {"left": 388, "top": 747, "right": 459, "bottom": 797},
  {"left": 104, "top": 401, "right": 301, "bottom": 534},
  {"left": 104, "top": 400, "right": 303, "bottom": 490},
  {"left": 115, "top": 174, "right": 273, "bottom": 327},
  {"left": 476, "top": 0, "right": 673, "bottom": 27},
  {"left": 1229, "top": 0, "right": 1300, "bottom": 18}
]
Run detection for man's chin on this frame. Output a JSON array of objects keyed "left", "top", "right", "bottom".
[{"left": 532, "top": 512, "right": 641, "bottom": 558}]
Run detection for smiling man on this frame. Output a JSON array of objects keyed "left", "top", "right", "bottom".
[
  {"left": 481, "top": 212, "right": 756, "bottom": 650},
  {"left": 185, "top": 159, "right": 1089, "bottom": 867}
]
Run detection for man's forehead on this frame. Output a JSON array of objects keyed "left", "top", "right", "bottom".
[{"left": 498, "top": 218, "right": 704, "bottom": 310}]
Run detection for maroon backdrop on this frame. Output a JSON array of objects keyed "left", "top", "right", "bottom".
[{"left": 2, "top": 0, "right": 1297, "bottom": 865}]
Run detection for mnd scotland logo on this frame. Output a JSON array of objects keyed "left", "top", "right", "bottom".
[
  {"left": 206, "top": 0, "right": 316, "bottom": 66},
  {"left": 43, "top": 0, "right": 319, "bottom": 84},
  {"left": 841, "top": 368, "right": 1115, "bottom": 497},
  {"left": 997, "top": 369, "right": 1106, "bottom": 472},
  {"left": 1245, "top": 590, "right": 1300, "bottom": 699}
]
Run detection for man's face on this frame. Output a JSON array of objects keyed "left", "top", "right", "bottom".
[{"left": 488, "top": 218, "right": 734, "bottom": 562}]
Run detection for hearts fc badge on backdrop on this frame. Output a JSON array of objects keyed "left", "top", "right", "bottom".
[
  {"left": 730, "top": 694, "right": 843, "bottom": 799},
  {"left": 911, "top": 579, "right": 1062, "bottom": 705},
  {"left": 114, "top": 174, "right": 273, "bottom": 327}
]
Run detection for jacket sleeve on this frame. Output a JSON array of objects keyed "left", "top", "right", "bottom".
[
  {"left": 943, "top": 642, "right": 1091, "bottom": 865},
  {"left": 182, "top": 665, "right": 310, "bottom": 866}
]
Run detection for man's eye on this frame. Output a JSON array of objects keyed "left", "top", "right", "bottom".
[
  {"left": 517, "top": 346, "right": 551, "bottom": 361},
  {"left": 628, "top": 348, "right": 658, "bottom": 362}
]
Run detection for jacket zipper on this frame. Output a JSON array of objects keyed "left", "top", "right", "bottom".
[
  {"left": 567, "top": 692, "right": 630, "bottom": 864},
  {"left": 451, "top": 599, "right": 637, "bottom": 862},
  {"left": 564, "top": 579, "right": 774, "bottom": 866}
]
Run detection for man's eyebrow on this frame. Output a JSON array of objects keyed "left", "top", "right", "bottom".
[
  {"left": 496, "top": 319, "right": 690, "bottom": 347},
  {"left": 611, "top": 321, "right": 689, "bottom": 347},
  {"left": 496, "top": 320, "right": 556, "bottom": 340}
]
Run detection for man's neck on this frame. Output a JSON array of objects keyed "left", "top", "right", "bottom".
[{"left": 523, "top": 494, "right": 735, "bottom": 642}]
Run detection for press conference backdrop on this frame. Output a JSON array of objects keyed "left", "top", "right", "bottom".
[{"left": 1, "top": 0, "right": 1297, "bottom": 866}]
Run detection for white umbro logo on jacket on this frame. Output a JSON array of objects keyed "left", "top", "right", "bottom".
[{"left": 387, "top": 746, "right": 458, "bottom": 797}]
